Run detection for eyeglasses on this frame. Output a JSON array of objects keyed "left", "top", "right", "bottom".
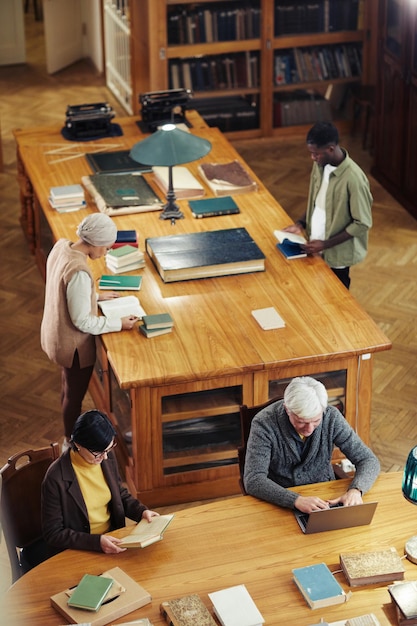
[{"left": 86, "top": 441, "right": 117, "bottom": 459}]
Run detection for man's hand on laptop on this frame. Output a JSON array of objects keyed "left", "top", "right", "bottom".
[
  {"left": 294, "top": 495, "right": 330, "bottom": 513},
  {"left": 327, "top": 488, "right": 363, "bottom": 507}
]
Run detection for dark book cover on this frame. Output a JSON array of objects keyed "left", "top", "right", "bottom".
[
  {"left": 86, "top": 150, "right": 152, "bottom": 174},
  {"left": 115, "top": 230, "right": 138, "bottom": 243},
  {"left": 88, "top": 173, "right": 161, "bottom": 208},
  {"left": 145, "top": 227, "right": 265, "bottom": 282},
  {"left": 189, "top": 196, "right": 240, "bottom": 218},
  {"left": 276, "top": 239, "right": 307, "bottom": 259}
]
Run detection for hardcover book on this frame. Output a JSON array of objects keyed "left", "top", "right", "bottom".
[
  {"left": 340, "top": 547, "right": 405, "bottom": 587},
  {"left": 119, "top": 513, "right": 174, "bottom": 548},
  {"left": 82, "top": 174, "right": 162, "bottom": 216},
  {"left": 276, "top": 239, "right": 307, "bottom": 259},
  {"left": 160, "top": 594, "right": 217, "bottom": 626},
  {"left": 139, "top": 325, "right": 173, "bottom": 338},
  {"left": 86, "top": 150, "right": 153, "bottom": 174},
  {"left": 67, "top": 574, "right": 113, "bottom": 611},
  {"left": 198, "top": 161, "right": 258, "bottom": 196},
  {"left": 142, "top": 313, "right": 174, "bottom": 329},
  {"left": 189, "top": 196, "right": 240, "bottom": 218},
  {"left": 98, "top": 275, "right": 142, "bottom": 291},
  {"left": 145, "top": 227, "right": 265, "bottom": 283},
  {"left": 292, "top": 563, "right": 350, "bottom": 609},
  {"left": 388, "top": 581, "right": 417, "bottom": 620},
  {"left": 208, "top": 584, "right": 265, "bottom": 626},
  {"left": 152, "top": 165, "right": 205, "bottom": 199}
]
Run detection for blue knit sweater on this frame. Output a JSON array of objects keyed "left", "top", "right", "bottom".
[{"left": 243, "top": 400, "right": 380, "bottom": 509}]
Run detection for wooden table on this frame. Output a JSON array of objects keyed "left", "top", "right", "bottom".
[
  {"left": 13, "top": 113, "right": 391, "bottom": 505},
  {"left": 2, "top": 473, "right": 416, "bottom": 625}
]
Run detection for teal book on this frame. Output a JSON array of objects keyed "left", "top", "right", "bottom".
[
  {"left": 142, "top": 313, "right": 174, "bottom": 329},
  {"left": 67, "top": 573, "right": 113, "bottom": 611},
  {"left": 87, "top": 173, "right": 161, "bottom": 208},
  {"left": 99, "top": 274, "right": 142, "bottom": 291},
  {"left": 292, "top": 563, "right": 349, "bottom": 609},
  {"left": 139, "top": 325, "right": 173, "bottom": 338},
  {"left": 145, "top": 227, "right": 265, "bottom": 283},
  {"left": 189, "top": 196, "right": 240, "bottom": 218}
]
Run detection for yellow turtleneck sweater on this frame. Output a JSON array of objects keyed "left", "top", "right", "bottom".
[{"left": 70, "top": 449, "right": 111, "bottom": 534}]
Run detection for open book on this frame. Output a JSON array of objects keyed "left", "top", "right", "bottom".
[
  {"left": 98, "top": 295, "right": 146, "bottom": 320},
  {"left": 120, "top": 514, "right": 174, "bottom": 548},
  {"left": 274, "top": 229, "right": 307, "bottom": 259}
]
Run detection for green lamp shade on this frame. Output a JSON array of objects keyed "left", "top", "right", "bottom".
[
  {"left": 130, "top": 124, "right": 212, "bottom": 167},
  {"left": 403, "top": 446, "right": 417, "bottom": 503}
]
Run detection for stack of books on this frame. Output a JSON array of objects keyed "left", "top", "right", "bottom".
[
  {"left": 112, "top": 229, "right": 138, "bottom": 249},
  {"left": 139, "top": 313, "right": 174, "bottom": 338},
  {"left": 388, "top": 580, "right": 417, "bottom": 625},
  {"left": 49, "top": 184, "right": 86, "bottom": 212},
  {"left": 106, "top": 244, "right": 145, "bottom": 274}
]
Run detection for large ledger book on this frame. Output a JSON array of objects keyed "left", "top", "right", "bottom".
[
  {"left": 86, "top": 150, "right": 153, "bottom": 174},
  {"left": 145, "top": 227, "right": 265, "bottom": 283},
  {"left": 82, "top": 173, "right": 162, "bottom": 216},
  {"left": 160, "top": 594, "right": 217, "bottom": 626},
  {"left": 198, "top": 160, "right": 258, "bottom": 196},
  {"left": 50, "top": 566, "right": 151, "bottom": 626},
  {"left": 67, "top": 574, "right": 113, "bottom": 611},
  {"left": 119, "top": 513, "right": 174, "bottom": 548},
  {"left": 340, "top": 547, "right": 405, "bottom": 587},
  {"left": 208, "top": 584, "right": 265, "bottom": 626},
  {"left": 389, "top": 581, "right": 417, "bottom": 621},
  {"left": 189, "top": 196, "right": 240, "bottom": 218},
  {"left": 152, "top": 166, "right": 205, "bottom": 199},
  {"left": 292, "top": 563, "right": 350, "bottom": 609}
]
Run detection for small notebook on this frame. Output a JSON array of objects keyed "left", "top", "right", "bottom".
[{"left": 251, "top": 307, "right": 285, "bottom": 330}]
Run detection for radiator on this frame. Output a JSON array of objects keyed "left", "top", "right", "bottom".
[{"left": 104, "top": 1, "right": 132, "bottom": 115}]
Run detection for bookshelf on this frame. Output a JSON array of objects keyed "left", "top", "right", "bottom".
[{"left": 128, "top": 0, "right": 376, "bottom": 138}]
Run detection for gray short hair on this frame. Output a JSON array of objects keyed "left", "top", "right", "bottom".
[{"left": 283, "top": 376, "right": 328, "bottom": 419}]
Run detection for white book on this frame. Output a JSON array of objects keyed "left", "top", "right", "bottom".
[
  {"left": 251, "top": 307, "right": 285, "bottom": 330},
  {"left": 152, "top": 166, "right": 205, "bottom": 199},
  {"left": 50, "top": 184, "right": 84, "bottom": 200},
  {"left": 273, "top": 229, "right": 307, "bottom": 245},
  {"left": 98, "top": 295, "right": 146, "bottom": 320},
  {"left": 208, "top": 584, "right": 265, "bottom": 626}
]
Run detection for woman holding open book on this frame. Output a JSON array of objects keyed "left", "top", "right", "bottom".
[
  {"left": 41, "top": 410, "right": 159, "bottom": 557},
  {"left": 40, "top": 213, "right": 139, "bottom": 452}
]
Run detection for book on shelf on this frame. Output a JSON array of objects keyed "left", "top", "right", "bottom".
[
  {"left": 112, "top": 229, "right": 138, "bottom": 249},
  {"left": 198, "top": 161, "right": 258, "bottom": 196},
  {"left": 152, "top": 166, "right": 205, "bottom": 199},
  {"left": 98, "top": 295, "right": 146, "bottom": 320},
  {"left": 50, "top": 566, "right": 151, "bottom": 626},
  {"left": 85, "top": 150, "right": 153, "bottom": 174},
  {"left": 82, "top": 174, "right": 162, "bottom": 216},
  {"left": 98, "top": 275, "right": 142, "bottom": 291},
  {"left": 119, "top": 513, "right": 174, "bottom": 548},
  {"left": 208, "top": 584, "right": 264, "bottom": 626},
  {"left": 251, "top": 307, "right": 285, "bottom": 330},
  {"left": 145, "top": 227, "right": 265, "bottom": 283},
  {"left": 67, "top": 573, "right": 113, "bottom": 611},
  {"left": 189, "top": 196, "right": 240, "bottom": 218},
  {"left": 339, "top": 547, "right": 406, "bottom": 587},
  {"left": 292, "top": 563, "right": 350, "bottom": 610},
  {"left": 389, "top": 581, "right": 417, "bottom": 621},
  {"left": 160, "top": 593, "right": 217, "bottom": 626},
  {"left": 142, "top": 313, "right": 174, "bottom": 330}
]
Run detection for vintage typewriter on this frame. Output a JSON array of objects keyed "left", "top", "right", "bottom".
[
  {"left": 139, "top": 89, "right": 193, "bottom": 132},
  {"left": 65, "top": 102, "right": 115, "bottom": 139}
]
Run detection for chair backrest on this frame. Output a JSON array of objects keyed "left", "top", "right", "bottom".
[
  {"left": 238, "top": 396, "right": 281, "bottom": 495},
  {"left": 0, "top": 443, "right": 59, "bottom": 582}
]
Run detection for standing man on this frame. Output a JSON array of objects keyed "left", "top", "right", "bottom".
[{"left": 284, "top": 121, "right": 372, "bottom": 289}]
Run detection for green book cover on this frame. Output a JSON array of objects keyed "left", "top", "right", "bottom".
[
  {"left": 189, "top": 196, "right": 240, "bottom": 218},
  {"left": 107, "top": 244, "right": 139, "bottom": 258},
  {"left": 88, "top": 173, "right": 161, "bottom": 207},
  {"left": 139, "top": 325, "right": 173, "bottom": 338},
  {"left": 142, "top": 313, "right": 174, "bottom": 329},
  {"left": 67, "top": 573, "right": 113, "bottom": 611},
  {"left": 99, "top": 275, "right": 142, "bottom": 291}
]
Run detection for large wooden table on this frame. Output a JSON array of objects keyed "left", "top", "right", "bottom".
[
  {"left": 2, "top": 473, "right": 417, "bottom": 625},
  {"left": 14, "top": 113, "right": 391, "bottom": 505}
]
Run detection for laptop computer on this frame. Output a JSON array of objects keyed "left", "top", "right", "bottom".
[{"left": 294, "top": 501, "right": 378, "bottom": 534}]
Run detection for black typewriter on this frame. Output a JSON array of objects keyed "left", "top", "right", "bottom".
[
  {"left": 65, "top": 102, "right": 115, "bottom": 139},
  {"left": 139, "top": 89, "right": 193, "bottom": 132}
]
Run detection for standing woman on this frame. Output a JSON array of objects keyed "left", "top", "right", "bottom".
[{"left": 41, "top": 213, "right": 139, "bottom": 450}]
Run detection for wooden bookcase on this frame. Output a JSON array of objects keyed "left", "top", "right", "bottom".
[{"left": 128, "top": 0, "right": 377, "bottom": 138}]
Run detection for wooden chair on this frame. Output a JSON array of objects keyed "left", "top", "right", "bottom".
[
  {"left": 237, "top": 398, "right": 350, "bottom": 495},
  {"left": 0, "top": 443, "right": 59, "bottom": 582}
]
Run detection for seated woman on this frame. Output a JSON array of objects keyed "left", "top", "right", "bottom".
[
  {"left": 42, "top": 409, "right": 159, "bottom": 556},
  {"left": 243, "top": 376, "right": 380, "bottom": 514}
]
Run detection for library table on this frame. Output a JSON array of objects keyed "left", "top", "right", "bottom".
[
  {"left": 13, "top": 113, "right": 391, "bottom": 505},
  {"left": 2, "top": 472, "right": 416, "bottom": 625}
]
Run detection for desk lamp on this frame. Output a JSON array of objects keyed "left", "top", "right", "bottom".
[
  {"left": 402, "top": 445, "right": 417, "bottom": 563},
  {"left": 130, "top": 124, "right": 211, "bottom": 221}
]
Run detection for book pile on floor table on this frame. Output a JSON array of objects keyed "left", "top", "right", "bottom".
[
  {"left": 106, "top": 244, "right": 145, "bottom": 274},
  {"left": 139, "top": 313, "right": 174, "bottom": 338}
]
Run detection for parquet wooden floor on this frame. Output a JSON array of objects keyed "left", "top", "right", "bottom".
[{"left": 0, "top": 11, "right": 416, "bottom": 593}]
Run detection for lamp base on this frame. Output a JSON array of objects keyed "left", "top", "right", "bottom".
[
  {"left": 159, "top": 203, "right": 184, "bottom": 221},
  {"left": 405, "top": 536, "right": 417, "bottom": 564}
]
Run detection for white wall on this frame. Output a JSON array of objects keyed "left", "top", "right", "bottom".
[
  {"left": 81, "top": 0, "right": 103, "bottom": 74},
  {"left": 0, "top": 0, "right": 25, "bottom": 65}
]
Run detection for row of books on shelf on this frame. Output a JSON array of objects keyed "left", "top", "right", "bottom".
[
  {"left": 193, "top": 95, "right": 259, "bottom": 132},
  {"left": 273, "top": 92, "right": 333, "bottom": 128},
  {"left": 274, "top": 0, "right": 363, "bottom": 36},
  {"left": 274, "top": 43, "right": 362, "bottom": 86},
  {"left": 169, "top": 52, "right": 260, "bottom": 93},
  {"left": 167, "top": 3, "right": 261, "bottom": 45}
]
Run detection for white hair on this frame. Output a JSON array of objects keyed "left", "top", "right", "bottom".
[{"left": 283, "top": 377, "right": 328, "bottom": 420}]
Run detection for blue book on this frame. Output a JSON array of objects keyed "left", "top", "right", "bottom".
[
  {"left": 276, "top": 239, "right": 307, "bottom": 259},
  {"left": 145, "top": 227, "right": 265, "bottom": 283},
  {"left": 115, "top": 230, "right": 137, "bottom": 243},
  {"left": 292, "top": 563, "right": 348, "bottom": 609}
]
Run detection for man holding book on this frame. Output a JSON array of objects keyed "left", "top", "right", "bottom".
[{"left": 243, "top": 377, "right": 380, "bottom": 513}]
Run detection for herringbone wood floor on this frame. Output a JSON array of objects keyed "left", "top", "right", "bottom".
[{"left": 1, "top": 11, "right": 416, "bottom": 592}]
